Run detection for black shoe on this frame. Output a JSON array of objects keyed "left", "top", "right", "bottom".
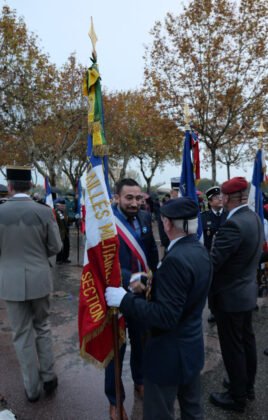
[
  {"left": 264, "top": 348, "right": 268, "bottom": 356},
  {"left": 25, "top": 390, "right": 40, "bottom": 403},
  {"left": 223, "top": 377, "right": 255, "bottom": 400},
  {"left": 44, "top": 376, "right": 58, "bottom": 395},
  {"left": 56, "top": 261, "right": 63, "bottom": 265},
  {"left": 208, "top": 313, "right": 216, "bottom": 323},
  {"left": 63, "top": 259, "right": 71, "bottom": 263},
  {"left": 210, "top": 391, "right": 246, "bottom": 412}
]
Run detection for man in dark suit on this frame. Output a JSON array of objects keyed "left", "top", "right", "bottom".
[
  {"left": 106, "top": 197, "right": 212, "bottom": 420},
  {"left": 105, "top": 178, "right": 158, "bottom": 420},
  {"left": 209, "top": 177, "right": 263, "bottom": 413}
]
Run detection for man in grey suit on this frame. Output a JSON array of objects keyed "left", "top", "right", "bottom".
[
  {"left": 209, "top": 177, "right": 263, "bottom": 413},
  {"left": 0, "top": 166, "right": 62, "bottom": 402}
]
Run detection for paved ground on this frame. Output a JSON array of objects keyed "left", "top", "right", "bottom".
[{"left": 0, "top": 225, "right": 268, "bottom": 419}]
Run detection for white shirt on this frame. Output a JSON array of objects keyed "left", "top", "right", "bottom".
[
  {"left": 13, "top": 193, "right": 30, "bottom": 198},
  {"left": 211, "top": 208, "right": 223, "bottom": 216},
  {"left": 226, "top": 204, "right": 248, "bottom": 220},
  {"left": 167, "top": 235, "right": 185, "bottom": 252}
]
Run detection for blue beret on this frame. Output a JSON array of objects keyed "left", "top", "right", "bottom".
[{"left": 160, "top": 197, "right": 199, "bottom": 219}]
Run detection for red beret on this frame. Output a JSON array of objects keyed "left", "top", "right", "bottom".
[{"left": 221, "top": 177, "right": 248, "bottom": 194}]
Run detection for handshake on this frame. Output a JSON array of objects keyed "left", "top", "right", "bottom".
[{"left": 105, "top": 271, "right": 148, "bottom": 307}]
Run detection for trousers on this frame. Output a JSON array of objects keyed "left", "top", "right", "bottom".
[
  {"left": 143, "top": 374, "right": 203, "bottom": 420},
  {"left": 105, "top": 316, "right": 144, "bottom": 405},
  {"left": 5, "top": 295, "right": 56, "bottom": 399},
  {"left": 215, "top": 310, "right": 257, "bottom": 402}
]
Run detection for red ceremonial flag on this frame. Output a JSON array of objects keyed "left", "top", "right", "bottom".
[{"left": 78, "top": 53, "right": 125, "bottom": 368}]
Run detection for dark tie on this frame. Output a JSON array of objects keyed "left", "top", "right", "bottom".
[
  {"left": 216, "top": 211, "right": 220, "bottom": 217},
  {"left": 128, "top": 217, "right": 139, "bottom": 273}
]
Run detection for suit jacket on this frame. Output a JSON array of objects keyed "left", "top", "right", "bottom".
[
  {"left": 209, "top": 206, "right": 263, "bottom": 312},
  {"left": 114, "top": 205, "right": 159, "bottom": 289},
  {"left": 0, "top": 196, "right": 62, "bottom": 301},
  {"left": 120, "top": 235, "right": 212, "bottom": 385}
]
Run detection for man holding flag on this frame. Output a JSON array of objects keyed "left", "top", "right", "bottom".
[{"left": 105, "top": 197, "right": 212, "bottom": 419}]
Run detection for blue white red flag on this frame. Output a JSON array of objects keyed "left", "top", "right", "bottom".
[
  {"left": 248, "top": 149, "right": 266, "bottom": 225},
  {"left": 44, "top": 177, "right": 54, "bottom": 209},
  {"left": 113, "top": 207, "right": 149, "bottom": 273},
  {"left": 179, "top": 130, "right": 203, "bottom": 240}
]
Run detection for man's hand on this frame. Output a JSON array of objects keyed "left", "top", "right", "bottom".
[
  {"left": 105, "top": 287, "right": 127, "bottom": 307},
  {"left": 128, "top": 271, "right": 147, "bottom": 293}
]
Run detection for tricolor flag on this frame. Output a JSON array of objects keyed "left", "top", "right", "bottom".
[
  {"left": 44, "top": 177, "right": 54, "bottom": 209},
  {"left": 179, "top": 129, "right": 203, "bottom": 239},
  {"left": 248, "top": 149, "right": 266, "bottom": 224},
  {"left": 78, "top": 55, "right": 125, "bottom": 368},
  {"left": 248, "top": 148, "right": 268, "bottom": 296}
]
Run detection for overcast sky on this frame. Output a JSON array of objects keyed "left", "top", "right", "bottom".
[{"left": 2, "top": 0, "right": 251, "bottom": 187}]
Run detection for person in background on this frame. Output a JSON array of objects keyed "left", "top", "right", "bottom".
[
  {"left": 0, "top": 184, "right": 8, "bottom": 205},
  {"left": 201, "top": 186, "right": 228, "bottom": 323},
  {"left": 55, "top": 198, "right": 71, "bottom": 264},
  {"left": 170, "top": 177, "right": 180, "bottom": 199},
  {"left": 0, "top": 166, "right": 62, "bottom": 402}
]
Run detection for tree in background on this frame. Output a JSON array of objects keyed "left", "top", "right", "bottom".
[
  {"left": 103, "top": 90, "right": 182, "bottom": 192},
  {"left": 0, "top": 5, "right": 57, "bottom": 149},
  {"left": 144, "top": 0, "right": 268, "bottom": 182},
  {"left": 29, "top": 54, "right": 88, "bottom": 187}
]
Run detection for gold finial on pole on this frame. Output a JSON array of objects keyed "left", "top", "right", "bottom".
[
  {"left": 258, "top": 118, "right": 265, "bottom": 149},
  {"left": 184, "top": 101, "right": 191, "bottom": 131},
  {"left": 89, "top": 17, "right": 98, "bottom": 60}
]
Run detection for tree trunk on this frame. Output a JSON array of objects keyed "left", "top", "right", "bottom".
[
  {"left": 227, "top": 163, "right": 231, "bottom": 180},
  {"left": 211, "top": 148, "right": 217, "bottom": 183}
]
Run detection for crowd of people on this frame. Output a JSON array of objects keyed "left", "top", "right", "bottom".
[{"left": 0, "top": 166, "right": 267, "bottom": 420}]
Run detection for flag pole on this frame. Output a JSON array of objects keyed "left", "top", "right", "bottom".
[
  {"left": 258, "top": 119, "right": 265, "bottom": 149},
  {"left": 77, "top": 221, "right": 80, "bottom": 264},
  {"left": 88, "top": 18, "right": 123, "bottom": 419}
]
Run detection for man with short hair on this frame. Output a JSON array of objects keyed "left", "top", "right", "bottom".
[
  {"left": 106, "top": 197, "right": 212, "bottom": 420},
  {"left": 0, "top": 166, "right": 62, "bottom": 402},
  {"left": 201, "top": 186, "right": 228, "bottom": 323},
  {"left": 209, "top": 177, "right": 263, "bottom": 413},
  {"left": 105, "top": 178, "right": 158, "bottom": 420},
  {"left": 201, "top": 186, "right": 228, "bottom": 252}
]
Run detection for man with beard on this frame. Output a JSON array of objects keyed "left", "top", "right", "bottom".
[
  {"left": 209, "top": 177, "right": 263, "bottom": 413},
  {"left": 105, "top": 178, "right": 158, "bottom": 420}
]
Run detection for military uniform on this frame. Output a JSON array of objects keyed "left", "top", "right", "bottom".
[
  {"left": 201, "top": 209, "right": 228, "bottom": 251},
  {"left": 201, "top": 186, "right": 228, "bottom": 252},
  {"left": 0, "top": 166, "right": 62, "bottom": 401}
]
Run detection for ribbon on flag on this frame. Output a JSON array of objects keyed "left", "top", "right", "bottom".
[{"left": 78, "top": 56, "right": 125, "bottom": 368}]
